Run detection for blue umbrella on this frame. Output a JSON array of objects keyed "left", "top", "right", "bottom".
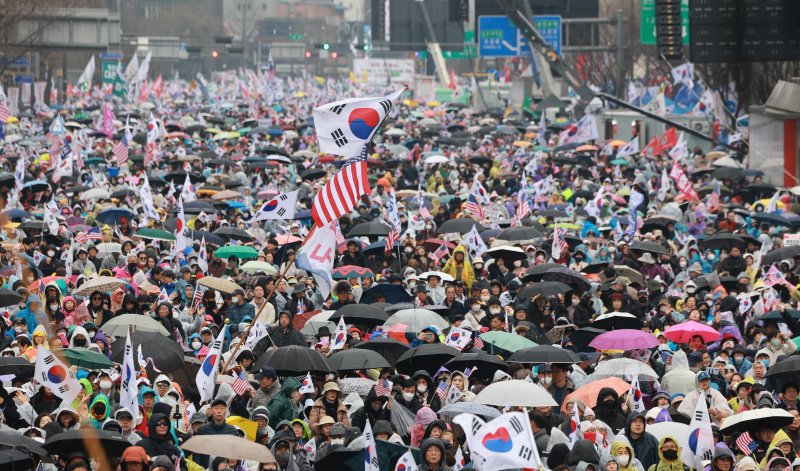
[
  {"left": 22, "top": 180, "right": 49, "bottom": 190},
  {"left": 224, "top": 201, "right": 246, "bottom": 210},
  {"left": 2, "top": 209, "right": 30, "bottom": 220},
  {"left": 362, "top": 240, "right": 399, "bottom": 255},
  {"left": 95, "top": 208, "right": 137, "bottom": 225},
  {"left": 360, "top": 284, "right": 412, "bottom": 304}
]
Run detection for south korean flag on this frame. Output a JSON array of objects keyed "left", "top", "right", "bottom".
[
  {"left": 250, "top": 190, "right": 299, "bottom": 222},
  {"left": 313, "top": 88, "right": 405, "bottom": 157}
]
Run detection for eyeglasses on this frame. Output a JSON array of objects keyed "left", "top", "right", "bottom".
[
  {"left": 156, "top": 421, "right": 169, "bottom": 427},
  {"left": 91, "top": 296, "right": 102, "bottom": 301}
]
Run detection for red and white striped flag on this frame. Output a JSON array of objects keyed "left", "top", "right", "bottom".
[
  {"left": 473, "top": 334, "right": 484, "bottom": 350},
  {"left": 74, "top": 229, "right": 103, "bottom": 243},
  {"left": 706, "top": 180, "right": 721, "bottom": 212},
  {"left": 418, "top": 205, "right": 432, "bottom": 220},
  {"left": 374, "top": 378, "right": 393, "bottom": 397},
  {"left": 464, "top": 194, "right": 485, "bottom": 220},
  {"left": 332, "top": 220, "right": 346, "bottom": 246},
  {"left": 112, "top": 135, "right": 129, "bottom": 166},
  {"left": 552, "top": 225, "right": 569, "bottom": 260},
  {"left": 736, "top": 431, "right": 757, "bottom": 456},
  {"left": 432, "top": 244, "right": 449, "bottom": 262},
  {"left": 385, "top": 228, "right": 399, "bottom": 251},
  {"left": 0, "top": 103, "right": 10, "bottom": 123},
  {"left": 231, "top": 370, "right": 249, "bottom": 396},
  {"left": 512, "top": 199, "right": 531, "bottom": 227},
  {"left": 435, "top": 380, "right": 448, "bottom": 400},
  {"left": 764, "top": 265, "right": 786, "bottom": 287},
  {"left": 311, "top": 145, "right": 370, "bottom": 227}
]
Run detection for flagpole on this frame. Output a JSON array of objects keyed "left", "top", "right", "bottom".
[{"left": 219, "top": 233, "right": 308, "bottom": 373}]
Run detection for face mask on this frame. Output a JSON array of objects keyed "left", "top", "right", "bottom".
[
  {"left": 603, "top": 399, "right": 616, "bottom": 409},
  {"left": 490, "top": 307, "right": 501, "bottom": 315},
  {"left": 471, "top": 305, "right": 481, "bottom": 312},
  {"left": 192, "top": 341, "right": 202, "bottom": 350},
  {"left": 708, "top": 254, "right": 715, "bottom": 261},
  {"left": 404, "top": 248, "right": 413, "bottom": 254},
  {"left": 13, "top": 326, "right": 22, "bottom": 333},
  {"left": 760, "top": 359, "right": 769, "bottom": 368},
  {"left": 616, "top": 455, "right": 630, "bottom": 467},
  {"left": 662, "top": 450, "right": 678, "bottom": 461},
  {"left": 50, "top": 304, "right": 59, "bottom": 311},
  {"left": 731, "top": 382, "right": 739, "bottom": 390},
  {"left": 572, "top": 298, "right": 579, "bottom": 306},
  {"left": 513, "top": 260, "right": 522, "bottom": 267},
  {"left": 276, "top": 452, "right": 290, "bottom": 465},
  {"left": 583, "top": 431, "right": 597, "bottom": 443},
  {"left": 608, "top": 247, "right": 616, "bottom": 253},
  {"left": 771, "top": 339, "right": 781, "bottom": 347},
  {"left": 331, "top": 438, "right": 345, "bottom": 446},
  {"left": 100, "top": 380, "right": 112, "bottom": 390},
  {"left": 480, "top": 294, "right": 491, "bottom": 302},
  {"left": 539, "top": 377, "right": 551, "bottom": 386},
  {"left": 679, "top": 261, "right": 687, "bottom": 268},
  {"left": 47, "top": 251, "right": 55, "bottom": 257},
  {"left": 418, "top": 384, "right": 428, "bottom": 393},
  {"left": 73, "top": 340, "right": 86, "bottom": 347},
  {"left": 402, "top": 392, "right": 415, "bottom": 401},
  {"left": 231, "top": 296, "right": 239, "bottom": 304}
]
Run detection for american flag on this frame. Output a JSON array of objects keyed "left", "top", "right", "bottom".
[
  {"left": 464, "top": 194, "right": 485, "bottom": 219},
  {"left": 473, "top": 334, "right": 484, "bottom": 350},
  {"left": 736, "top": 431, "right": 758, "bottom": 455},
  {"left": 552, "top": 225, "right": 569, "bottom": 259},
  {"left": 464, "top": 366, "right": 477, "bottom": 377},
  {"left": 385, "top": 228, "right": 399, "bottom": 251},
  {"left": 232, "top": 371, "right": 250, "bottom": 396},
  {"left": 311, "top": 145, "right": 370, "bottom": 227},
  {"left": 74, "top": 228, "right": 103, "bottom": 243},
  {"left": 192, "top": 285, "right": 206, "bottom": 311},
  {"left": 764, "top": 265, "right": 786, "bottom": 287},
  {"left": 418, "top": 205, "right": 432, "bottom": 220},
  {"left": 374, "top": 378, "right": 392, "bottom": 397},
  {"left": 512, "top": 199, "right": 531, "bottom": 227},
  {"left": 432, "top": 244, "right": 449, "bottom": 262},
  {"left": 112, "top": 134, "right": 129, "bottom": 166},
  {"left": 435, "top": 380, "right": 448, "bottom": 400},
  {"left": 332, "top": 220, "right": 346, "bottom": 245},
  {"left": 0, "top": 103, "right": 10, "bottom": 123},
  {"left": 706, "top": 180, "right": 721, "bottom": 212}
]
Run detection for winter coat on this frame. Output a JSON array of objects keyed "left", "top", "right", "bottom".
[
  {"left": 594, "top": 387, "right": 627, "bottom": 433},
  {"left": 267, "top": 376, "right": 300, "bottom": 429},
  {"left": 351, "top": 387, "right": 391, "bottom": 432},
  {"left": 623, "top": 412, "right": 660, "bottom": 471},
  {"left": 647, "top": 436, "right": 690, "bottom": 471},
  {"left": 249, "top": 379, "right": 282, "bottom": 414},
  {"left": 307, "top": 397, "right": 350, "bottom": 431},
  {"left": 136, "top": 413, "right": 185, "bottom": 464},
  {"left": 268, "top": 313, "right": 307, "bottom": 347},
  {"left": 419, "top": 438, "right": 453, "bottom": 471}
]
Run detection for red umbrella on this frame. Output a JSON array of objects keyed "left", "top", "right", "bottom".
[
  {"left": 664, "top": 321, "right": 720, "bottom": 343},
  {"left": 422, "top": 238, "right": 456, "bottom": 251},
  {"left": 332, "top": 265, "right": 375, "bottom": 279}
]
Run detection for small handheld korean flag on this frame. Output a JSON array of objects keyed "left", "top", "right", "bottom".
[
  {"left": 331, "top": 316, "right": 347, "bottom": 351},
  {"left": 120, "top": 326, "right": 140, "bottom": 425},
  {"left": 445, "top": 384, "right": 464, "bottom": 405},
  {"left": 629, "top": 376, "right": 646, "bottom": 413},
  {"left": 569, "top": 401, "right": 581, "bottom": 447},
  {"left": 35, "top": 349, "right": 81, "bottom": 403},
  {"left": 196, "top": 327, "right": 226, "bottom": 403},
  {"left": 445, "top": 326, "right": 472, "bottom": 351},
  {"left": 251, "top": 190, "right": 299, "bottom": 222},
  {"left": 364, "top": 420, "right": 380, "bottom": 471},
  {"left": 158, "top": 287, "right": 170, "bottom": 304},
  {"left": 681, "top": 389, "right": 714, "bottom": 471},
  {"left": 304, "top": 439, "right": 317, "bottom": 462},
  {"left": 453, "top": 411, "right": 543, "bottom": 470},
  {"left": 299, "top": 372, "right": 315, "bottom": 395},
  {"left": 395, "top": 450, "right": 418, "bottom": 471}
]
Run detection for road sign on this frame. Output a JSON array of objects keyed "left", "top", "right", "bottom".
[
  {"left": 101, "top": 61, "right": 118, "bottom": 84},
  {"left": 641, "top": 0, "right": 689, "bottom": 45},
  {"left": 99, "top": 51, "right": 124, "bottom": 61},
  {"left": 478, "top": 15, "right": 562, "bottom": 58},
  {"left": 14, "top": 74, "right": 33, "bottom": 84}
]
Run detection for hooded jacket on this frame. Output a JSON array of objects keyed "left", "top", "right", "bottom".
[
  {"left": 268, "top": 376, "right": 300, "bottom": 429},
  {"left": 442, "top": 245, "right": 475, "bottom": 289},
  {"left": 677, "top": 371, "right": 732, "bottom": 425},
  {"left": 351, "top": 386, "right": 391, "bottom": 433},
  {"left": 647, "top": 436, "right": 687, "bottom": 471},
  {"left": 68, "top": 325, "right": 91, "bottom": 348},
  {"left": 136, "top": 413, "right": 184, "bottom": 464},
  {"left": 419, "top": 437, "right": 453, "bottom": 471},
  {"left": 446, "top": 371, "right": 477, "bottom": 402},
  {"left": 759, "top": 429, "right": 793, "bottom": 468},
  {"left": 661, "top": 350, "right": 697, "bottom": 397},
  {"left": 595, "top": 387, "right": 627, "bottom": 433},
  {"left": 610, "top": 436, "right": 638, "bottom": 471},
  {"left": 567, "top": 439, "right": 601, "bottom": 469},
  {"left": 0, "top": 387, "right": 23, "bottom": 428},
  {"left": 623, "top": 411, "right": 660, "bottom": 471},
  {"left": 14, "top": 294, "right": 41, "bottom": 332},
  {"left": 268, "top": 312, "right": 306, "bottom": 347},
  {"left": 87, "top": 393, "right": 111, "bottom": 429},
  {"left": 63, "top": 295, "right": 92, "bottom": 328},
  {"left": 413, "top": 370, "right": 442, "bottom": 411},
  {"left": 156, "top": 302, "right": 186, "bottom": 343}
]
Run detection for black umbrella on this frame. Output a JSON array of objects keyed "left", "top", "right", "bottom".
[
  {"left": 766, "top": 356, "right": 800, "bottom": 379},
  {"left": 183, "top": 200, "right": 218, "bottom": 214},
  {"left": 0, "top": 357, "right": 35, "bottom": 376},
  {"left": 300, "top": 167, "right": 326, "bottom": 181},
  {"left": 0, "top": 430, "right": 50, "bottom": 460},
  {"left": 0, "top": 449, "right": 36, "bottom": 468},
  {"left": 0, "top": 288, "right": 23, "bottom": 307},
  {"left": 518, "top": 281, "right": 572, "bottom": 299},
  {"left": 537, "top": 209, "right": 568, "bottom": 218},
  {"left": 592, "top": 312, "right": 644, "bottom": 330},
  {"left": 698, "top": 233, "right": 745, "bottom": 251},
  {"left": 43, "top": 429, "right": 131, "bottom": 460},
  {"left": 187, "top": 230, "right": 226, "bottom": 246},
  {"left": 469, "top": 156, "right": 493, "bottom": 166},
  {"left": 353, "top": 337, "right": 410, "bottom": 365},
  {"left": 360, "top": 284, "right": 412, "bottom": 304},
  {"left": 541, "top": 266, "right": 590, "bottom": 292},
  {"left": 395, "top": 344, "right": 460, "bottom": 375},
  {"left": 628, "top": 240, "right": 669, "bottom": 255},
  {"left": 523, "top": 263, "right": 564, "bottom": 281},
  {"left": 111, "top": 331, "right": 185, "bottom": 373},
  {"left": 711, "top": 167, "right": 743, "bottom": 180},
  {"left": 497, "top": 226, "right": 541, "bottom": 241},
  {"left": 330, "top": 304, "right": 389, "bottom": 327},
  {"left": 214, "top": 226, "right": 255, "bottom": 242},
  {"left": 568, "top": 327, "right": 606, "bottom": 352},
  {"left": 763, "top": 245, "right": 800, "bottom": 265},
  {"left": 347, "top": 221, "right": 391, "bottom": 237},
  {"left": 327, "top": 349, "right": 391, "bottom": 371},
  {"left": 508, "top": 345, "right": 581, "bottom": 364},
  {"left": 19, "top": 220, "right": 46, "bottom": 231},
  {"left": 445, "top": 351, "right": 508, "bottom": 381},
  {"left": 110, "top": 188, "right": 137, "bottom": 199},
  {"left": 640, "top": 215, "right": 677, "bottom": 233},
  {"left": 164, "top": 172, "right": 205, "bottom": 184},
  {"left": 749, "top": 212, "right": 796, "bottom": 228},
  {"left": 436, "top": 218, "right": 486, "bottom": 235},
  {"left": 252, "top": 345, "right": 331, "bottom": 375}
]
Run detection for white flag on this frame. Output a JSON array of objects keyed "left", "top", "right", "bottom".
[
  {"left": 120, "top": 326, "right": 140, "bottom": 425},
  {"left": 657, "top": 167, "right": 671, "bottom": 202},
  {"left": 445, "top": 326, "right": 473, "bottom": 350},
  {"left": 295, "top": 224, "right": 337, "bottom": 300},
  {"left": 629, "top": 376, "right": 646, "bottom": 413},
  {"left": 671, "top": 63, "right": 695, "bottom": 87},
  {"left": 146, "top": 115, "right": 161, "bottom": 145},
  {"left": 331, "top": 316, "right": 347, "bottom": 351},
  {"left": 125, "top": 54, "right": 140, "bottom": 83},
  {"left": 569, "top": 401, "right": 581, "bottom": 447},
  {"left": 244, "top": 321, "right": 267, "bottom": 348},
  {"left": 453, "top": 448, "right": 465, "bottom": 471},
  {"left": 453, "top": 412, "right": 543, "bottom": 470},
  {"left": 395, "top": 450, "right": 418, "bottom": 471},
  {"left": 681, "top": 390, "right": 714, "bottom": 470},
  {"left": 77, "top": 56, "right": 96, "bottom": 85},
  {"left": 364, "top": 420, "right": 380, "bottom": 471},
  {"left": 644, "top": 92, "right": 667, "bottom": 117},
  {"left": 63, "top": 245, "right": 74, "bottom": 280},
  {"left": 175, "top": 197, "right": 188, "bottom": 253},
  {"left": 299, "top": 372, "right": 315, "bottom": 395},
  {"left": 766, "top": 191, "right": 780, "bottom": 213},
  {"left": 669, "top": 132, "right": 688, "bottom": 161},
  {"left": 13, "top": 155, "right": 25, "bottom": 193},
  {"left": 44, "top": 200, "right": 61, "bottom": 235},
  {"left": 250, "top": 190, "right": 299, "bottom": 221},
  {"left": 137, "top": 344, "right": 147, "bottom": 370},
  {"left": 464, "top": 226, "right": 487, "bottom": 258},
  {"left": 537, "top": 111, "right": 548, "bottom": 147},
  {"left": 135, "top": 52, "right": 152, "bottom": 84},
  {"left": 616, "top": 137, "right": 639, "bottom": 158},
  {"left": 140, "top": 174, "right": 160, "bottom": 221},
  {"left": 35, "top": 349, "right": 81, "bottom": 404},
  {"left": 469, "top": 175, "right": 491, "bottom": 205},
  {"left": 304, "top": 439, "right": 317, "bottom": 462},
  {"left": 313, "top": 88, "right": 405, "bottom": 157},
  {"left": 196, "top": 327, "right": 226, "bottom": 403},
  {"left": 181, "top": 172, "right": 197, "bottom": 203},
  {"left": 197, "top": 236, "right": 209, "bottom": 273},
  {"left": 558, "top": 114, "right": 598, "bottom": 145},
  {"left": 445, "top": 384, "right": 464, "bottom": 405}
]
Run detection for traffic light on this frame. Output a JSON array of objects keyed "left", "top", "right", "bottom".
[
  {"left": 362, "top": 43, "right": 370, "bottom": 51},
  {"left": 305, "top": 51, "right": 312, "bottom": 59},
  {"left": 331, "top": 51, "right": 338, "bottom": 59},
  {"left": 323, "top": 43, "right": 330, "bottom": 50},
  {"left": 211, "top": 50, "right": 219, "bottom": 58}
]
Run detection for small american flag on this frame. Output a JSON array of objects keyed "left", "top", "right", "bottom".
[
  {"left": 418, "top": 205, "right": 432, "bottom": 220},
  {"left": 74, "top": 228, "right": 103, "bottom": 243},
  {"left": 464, "top": 366, "right": 477, "bottom": 378},
  {"left": 232, "top": 370, "right": 250, "bottom": 396},
  {"left": 331, "top": 220, "right": 345, "bottom": 245},
  {"left": 764, "top": 265, "right": 786, "bottom": 287},
  {"left": 511, "top": 199, "right": 531, "bottom": 227},
  {"left": 432, "top": 244, "right": 449, "bottom": 262},
  {"left": 473, "top": 334, "right": 485, "bottom": 350},
  {"left": 374, "top": 378, "right": 392, "bottom": 397},
  {"left": 435, "top": 380, "right": 448, "bottom": 400},
  {"left": 385, "top": 228, "right": 399, "bottom": 251},
  {"left": 0, "top": 103, "right": 10, "bottom": 123},
  {"left": 707, "top": 180, "right": 721, "bottom": 212},
  {"left": 311, "top": 145, "right": 370, "bottom": 227},
  {"left": 112, "top": 134, "right": 129, "bottom": 166},
  {"left": 464, "top": 194, "right": 485, "bottom": 219},
  {"left": 736, "top": 431, "right": 758, "bottom": 455}
]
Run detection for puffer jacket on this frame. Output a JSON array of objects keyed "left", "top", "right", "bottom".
[
  {"left": 136, "top": 413, "right": 185, "bottom": 467},
  {"left": 267, "top": 377, "right": 300, "bottom": 429}
]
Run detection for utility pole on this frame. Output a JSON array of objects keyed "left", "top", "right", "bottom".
[
  {"left": 614, "top": 9, "right": 625, "bottom": 99},
  {"left": 415, "top": 0, "right": 449, "bottom": 85}
]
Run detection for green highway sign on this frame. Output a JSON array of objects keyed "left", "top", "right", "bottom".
[
  {"left": 641, "top": 0, "right": 689, "bottom": 45},
  {"left": 101, "top": 61, "right": 118, "bottom": 85}
]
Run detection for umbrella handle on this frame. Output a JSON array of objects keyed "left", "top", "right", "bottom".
[{"left": 219, "top": 238, "right": 302, "bottom": 374}]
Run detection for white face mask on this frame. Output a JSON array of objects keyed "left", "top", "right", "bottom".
[
  {"left": 402, "top": 392, "right": 415, "bottom": 401},
  {"left": 540, "top": 377, "right": 551, "bottom": 386},
  {"left": 417, "top": 384, "right": 428, "bottom": 393},
  {"left": 191, "top": 341, "right": 202, "bottom": 350},
  {"left": 471, "top": 305, "right": 481, "bottom": 312},
  {"left": 47, "top": 251, "right": 55, "bottom": 257},
  {"left": 513, "top": 260, "right": 522, "bottom": 267},
  {"left": 13, "top": 326, "right": 23, "bottom": 333},
  {"left": 331, "top": 438, "right": 345, "bottom": 445},
  {"left": 490, "top": 307, "right": 501, "bottom": 315},
  {"left": 616, "top": 455, "right": 630, "bottom": 467},
  {"left": 231, "top": 296, "right": 239, "bottom": 304},
  {"left": 50, "top": 304, "right": 60, "bottom": 311},
  {"left": 100, "top": 380, "right": 112, "bottom": 390},
  {"left": 480, "top": 294, "right": 491, "bottom": 302}
]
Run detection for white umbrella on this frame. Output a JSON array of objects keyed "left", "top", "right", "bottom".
[
  {"left": 475, "top": 380, "right": 557, "bottom": 408},
  {"left": 423, "top": 154, "right": 449, "bottom": 165},
  {"left": 418, "top": 271, "right": 454, "bottom": 282},
  {"left": 301, "top": 311, "right": 335, "bottom": 342},
  {"left": 385, "top": 128, "right": 406, "bottom": 136},
  {"left": 719, "top": 408, "right": 794, "bottom": 433},
  {"left": 646, "top": 422, "right": 689, "bottom": 447},
  {"left": 81, "top": 188, "right": 111, "bottom": 200},
  {"left": 182, "top": 435, "right": 275, "bottom": 463},
  {"left": 711, "top": 155, "right": 743, "bottom": 168},
  {"left": 101, "top": 314, "right": 171, "bottom": 337},
  {"left": 589, "top": 358, "right": 659, "bottom": 379},
  {"left": 384, "top": 309, "right": 449, "bottom": 333},
  {"left": 95, "top": 243, "right": 121, "bottom": 257},
  {"left": 240, "top": 261, "right": 278, "bottom": 275}
]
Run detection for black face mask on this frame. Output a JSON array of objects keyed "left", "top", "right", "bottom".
[
  {"left": 602, "top": 399, "right": 616, "bottom": 409},
  {"left": 127, "top": 263, "right": 138, "bottom": 275},
  {"left": 662, "top": 450, "right": 678, "bottom": 460}
]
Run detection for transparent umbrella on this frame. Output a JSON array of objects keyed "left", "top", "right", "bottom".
[{"left": 383, "top": 308, "right": 449, "bottom": 333}]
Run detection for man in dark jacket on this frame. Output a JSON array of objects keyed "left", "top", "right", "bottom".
[
  {"left": 136, "top": 413, "right": 186, "bottom": 469},
  {"left": 394, "top": 378, "right": 422, "bottom": 414},
  {"left": 351, "top": 387, "right": 391, "bottom": 432},
  {"left": 622, "top": 411, "right": 660, "bottom": 471},
  {"left": 594, "top": 387, "right": 627, "bottom": 433},
  {"left": 194, "top": 399, "right": 239, "bottom": 467},
  {"left": 572, "top": 293, "right": 594, "bottom": 328},
  {"left": 413, "top": 370, "right": 442, "bottom": 412},
  {"left": 269, "top": 311, "right": 306, "bottom": 347}
]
